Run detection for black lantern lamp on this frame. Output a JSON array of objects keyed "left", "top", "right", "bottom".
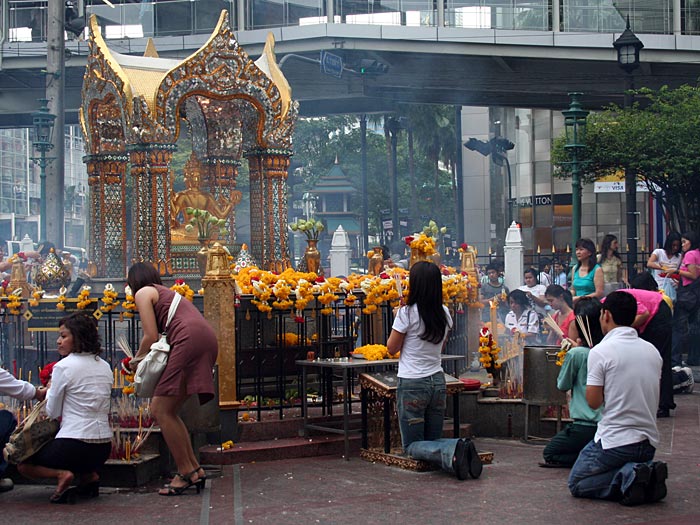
[
  {"left": 31, "top": 98, "right": 56, "bottom": 241},
  {"left": 614, "top": 16, "right": 643, "bottom": 278},
  {"left": 613, "top": 17, "right": 644, "bottom": 74},
  {"left": 562, "top": 93, "right": 589, "bottom": 250}
]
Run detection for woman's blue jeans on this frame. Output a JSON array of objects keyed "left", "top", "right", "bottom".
[
  {"left": 397, "top": 372, "right": 459, "bottom": 473},
  {"left": 568, "top": 439, "right": 656, "bottom": 500}
]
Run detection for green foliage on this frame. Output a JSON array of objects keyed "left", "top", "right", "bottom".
[
  {"left": 291, "top": 108, "right": 456, "bottom": 237},
  {"left": 552, "top": 85, "right": 700, "bottom": 232}
]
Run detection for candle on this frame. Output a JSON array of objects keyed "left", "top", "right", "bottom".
[
  {"left": 113, "top": 368, "right": 118, "bottom": 388},
  {"left": 18, "top": 368, "right": 21, "bottom": 380},
  {"left": 138, "top": 407, "right": 143, "bottom": 432},
  {"left": 27, "top": 371, "right": 31, "bottom": 384},
  {"left": 125, "top": 439, "right": 131, "bottom": 462},
  {"left": 490, "top": 300, "right": 498, "bottom": 346}
]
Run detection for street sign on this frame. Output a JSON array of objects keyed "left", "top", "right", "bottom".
[{"left": 320, "top": 51, "right": 343, "bottom": 79}]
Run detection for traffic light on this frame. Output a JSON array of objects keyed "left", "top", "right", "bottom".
[
  {"left": 65, "top": 1, "right": 85, "bottom": 38},
  {"left": 359, "top": 59, "right": 389, "bottom": 75}
]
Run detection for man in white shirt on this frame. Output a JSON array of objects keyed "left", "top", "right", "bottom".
[
  {"left": 0, "top": 368, "right": 46, "bottom": 492},
  {"left": 568, "top": 291, "right": 667, "bottom": 506}
]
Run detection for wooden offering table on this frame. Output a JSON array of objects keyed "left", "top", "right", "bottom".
[{"left": 359, "top": 370, "right": 465, "bottom": 469}]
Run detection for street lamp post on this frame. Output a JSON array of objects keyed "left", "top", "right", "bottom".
[
  {"left": 31, "top": 98, "right": 56, "bottom": 241},
  {"left": 562, "top": 92, "right": 589, "bottom": 250},
  {"left": 614, "top": 17, "right": 644, "bottom": 279},
  {"left": 464, "top": 136, "right": 515, "bottom": 224}
]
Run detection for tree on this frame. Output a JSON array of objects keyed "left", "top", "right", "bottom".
[{"left": 551, "top": 84, "right": 700, "bottom": 233}]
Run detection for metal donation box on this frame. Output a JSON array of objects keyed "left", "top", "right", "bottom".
[{"left": 523, "top": 345, "right": 567, "bottom": 406}]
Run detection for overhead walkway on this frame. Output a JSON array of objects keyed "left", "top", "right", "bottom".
[{"left": 2, "top": 1, "right": 700, "bottom": 124}]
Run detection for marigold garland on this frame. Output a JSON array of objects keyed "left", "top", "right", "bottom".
[
  {"left": 100, "top": 283, "right": 120, "bottom": 312},
  {"left": 122, "top": 287, "right": 136, "bottom": 318},
  {"left": 56, "top": 287, "right": 67, "bottom": 311},
  {"left": 76, "top": 286, "right": 94, "bottom": 309},
  {"left": 29, "top": 288, "right": 44, "bottom": 307},
  {"left": 354, "top": 344, "right": 393, "bottom": 361},
  {"left": 478, "top": 326, "right": 501, "bottom": 371},
  {"left": 556, "top": 338, "right": 573, "bottom": 366},
  {"left": 6, "top": 288, "right": 22, "bottom": 315},
  {"left": 171, "top": 279, "right": 195, "bottom": 301}
]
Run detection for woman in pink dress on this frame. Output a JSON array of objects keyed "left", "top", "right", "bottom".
[{"left": 127, "top": 262, "right": 218, "bottom": 496}]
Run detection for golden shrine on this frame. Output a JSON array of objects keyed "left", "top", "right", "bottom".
[{"left": 79, "top": 10, "right": 298, "bottom": 278}]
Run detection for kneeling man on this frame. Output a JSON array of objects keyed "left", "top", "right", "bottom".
[{"left": 568, "top": 291, "right": 667, "bottom": 505}]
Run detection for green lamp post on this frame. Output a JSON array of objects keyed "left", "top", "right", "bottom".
[
  {"left": 31, "top": 98, "right": 56, "bottom": 241},
  {"left": 562, "top": 92, "right": 589, "bottom": 251}
]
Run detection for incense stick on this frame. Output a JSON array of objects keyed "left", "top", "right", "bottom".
[
  {"left": 576, "top": 315, "right": 592, "bottom": 348},
  {"left": 543, "top": 314, "right": 564, "bottom": 337},
  {"left": 116, "top": 335, "right": 133, "bottom": 358}
]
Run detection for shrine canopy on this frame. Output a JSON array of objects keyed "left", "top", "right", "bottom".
[{"left": 79, "top": 9, "right": 298, "bottom": 278}]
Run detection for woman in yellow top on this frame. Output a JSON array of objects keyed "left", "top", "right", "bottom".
[{"left": 598, "top": 234, "right": 623, "bottom": 295}]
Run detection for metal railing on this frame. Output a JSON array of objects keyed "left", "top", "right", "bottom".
[
  {"left": 4, "top": 0, "right": 699, "bottom": 43},
  {"left": 0, "top": 290, "right": 469, "bottom": 419}
]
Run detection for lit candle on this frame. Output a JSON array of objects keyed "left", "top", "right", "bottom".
[{"left": 490, "top": 300, "right": 498, "bottom": 346}]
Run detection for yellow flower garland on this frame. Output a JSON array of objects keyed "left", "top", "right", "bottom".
[
  {"left": 29, "top": 288, "right": 44, "bottom": 307},
  {"left": 100, "top": 283, "right": 120, "bottom": 312},
  {"left": 7, "top": 289, "right": 22, "bottom": 315},
  {"left": 122, "top": 289, "right": 136, "bottom": 318},
  {"left": 478, "top": 326, "right": 501, "bottom": 370},
  {"left": 77, "top": 286, "right": 94, "bottom": 309},
  {"left": 354, "top": 344, "right": 392, "bottom": 361}
]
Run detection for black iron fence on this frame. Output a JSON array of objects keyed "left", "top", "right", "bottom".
[{"left": 0, "top": 292, "right": 470, "bottom": 419}]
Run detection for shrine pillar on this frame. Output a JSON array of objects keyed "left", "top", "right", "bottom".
[
  {"left": 128, "top": 144, "right": 174, "bottom": 271},
  {"left": 206, "top": 157, "right": 241, "bottom": 245},
  {"left": 84, "top": 153, "right": 128, "bottom": 277},
  {"left": 245, "top": 149, "right": 292, "bottom": 271}
]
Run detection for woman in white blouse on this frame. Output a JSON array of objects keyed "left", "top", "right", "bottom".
[
  {"left": 504, "top": 289, "right": 540, "bottom": 343},
  {"left": 18, "top": 313, "right": 112, "bottom": 504}
]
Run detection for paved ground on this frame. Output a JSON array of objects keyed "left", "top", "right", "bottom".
[{"left": 2, "top": 389, "right": 698, "bottom": 525}]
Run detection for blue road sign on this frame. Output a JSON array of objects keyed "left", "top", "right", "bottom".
[{"left": 320, "top": 51, "right": 343, "bottom": 79}]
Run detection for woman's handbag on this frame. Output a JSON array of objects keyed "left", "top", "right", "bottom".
[
  {"left": 133, "top": 292, "right": 182, "bottom": 398},
  {"left": 3, "top": 399, "right": 59, "bottom": 464}
]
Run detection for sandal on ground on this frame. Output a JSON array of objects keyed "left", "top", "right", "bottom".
[
  {"left": 159, "top": 470, "right": 202, "bottom": 496},
  {"left": 50, "top": 487, "right": 78, "bottom": 504},
  {"left": 76, "top": 480, "right": 100, "bottom": 499}
]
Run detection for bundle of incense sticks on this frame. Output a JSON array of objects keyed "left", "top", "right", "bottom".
[
  {"left": 575, "top": 315, "right": 593, "bottom": 347},
  {"left": 543, "top": 314, "right": 564, "bottom": 338},
  {"left": 393, "top": 274, "right": 404, "bottom": 305},
  {"left": 116, "top": 334, "right": 133, "bottom": 358}
]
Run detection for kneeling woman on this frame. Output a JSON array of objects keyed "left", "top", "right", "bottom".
[
  {"left": 387, "top": 261, "right": 482, "bottom": 480},
  {"left": 19, "top": 313, "right": 113, "bottom": 503}
]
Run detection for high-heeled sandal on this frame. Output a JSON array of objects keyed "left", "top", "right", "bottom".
[
  {"left": 76, "top": 481, "right": 100, "bottom": 499},
  {"left": 193, "top": 465, "right": 207, "bottom": 490},
  {"left": 159, "top": 470, "right": 201, "bottom": 496},
  {"left": 50, "top": 487, "right": 77, "bottom": 504}
]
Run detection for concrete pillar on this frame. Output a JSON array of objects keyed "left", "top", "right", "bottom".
[
  {"left": 673, "top": 0, "right": 681, "bottom": 35},
  {"left": 503, "top": 221, "right": 523, "bottom": 292},
  {"left": 329, "top": 225, "right": 351, "bottom": 277}
]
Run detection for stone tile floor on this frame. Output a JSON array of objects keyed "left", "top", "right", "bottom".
[{"left": 2, "top": 390, "right": 698, "bottom": 525}]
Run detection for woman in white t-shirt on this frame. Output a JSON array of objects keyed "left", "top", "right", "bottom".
[
  {"left": 646, "top": 232, "right": 682, "bottom": 297},
  {"left": 387, "top": 261, "right": 482, "bottom": 480}
]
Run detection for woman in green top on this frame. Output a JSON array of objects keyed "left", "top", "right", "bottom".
[
  {"left": 570, "top": 238, "right": 604, "bottom": 304},
  {"left": 541, "top": 297, "right": 604, "bottom": 468}
]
